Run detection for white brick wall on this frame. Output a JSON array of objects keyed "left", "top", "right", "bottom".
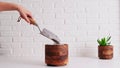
[{"left": 0, "top": 0, "right": 119, "bottom": 58}]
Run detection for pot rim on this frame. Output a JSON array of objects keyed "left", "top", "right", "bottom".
[
  {"left": 98, "top": 45, "right": 113, "bottom": 46},
  {"left": 45, "top": 44, "right": 68, "bottom": 46}
]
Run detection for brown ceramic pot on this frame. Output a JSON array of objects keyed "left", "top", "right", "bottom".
[
  {"left": 98, "top": 45, "right": 113, "bottom": 59},
  {"left": 45, "top": 44, "right": 68, "bottom": 66}
]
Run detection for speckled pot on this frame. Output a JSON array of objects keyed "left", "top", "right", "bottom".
[
  {"left": 98, "top": 45, "right": 113, "bottom": 59},
  {"left": 45, "top": 44, "right": 68, "bottom": 66}
]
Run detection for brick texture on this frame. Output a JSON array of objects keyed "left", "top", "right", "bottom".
[{"left": 0, "top": 0, "right": 119, "bottom": 57}]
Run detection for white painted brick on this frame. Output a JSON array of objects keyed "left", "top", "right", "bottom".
[
  {"left": 99, "top": 24, "right": 119, "bottom": 32},
  {"left": 0, "top": 20, "right": 20, "bottom": 26},
  {"left": 69, "top": 42, "right": 85, "bottom": 48},
  {"left": 13, "top": 37, "right": 33, "bottom": 43},
  {"left": 0, "top": 43, "right": 21, "bottom": 48},
  {"left": 55, "top": 13, "right": 77, "bottom": 19},
  {"left": 41, "top": 0, "right": 54, "bottom": 9},
  {"left": 99, "top": 0, "right": 118, "bottom": 9},
  {"left": 69, "top": 48, "right": 77, "bottom": 57},
  {"left": 76, "top": 0, "right": 87, "bottom": 8},
  {"left": 21, "top": 42, "right": 43, "bottom": 48},
  {"left": 0, "top": 31, "right": 21, "bottom": 37},
  {"left": 0, "top": 12, "right": 18, "bottom": 20},
  {"left": 77, "top": 24, "right": 99, "bottom": 31},
  {"left": 65, "top": 18, "right": 86, "bottom": 25},
  {"left": 108, "top": 9, "right": 119, "bottom": 19},
  {"left": 60, "top": 36, "right": 76, "bottom": 43},
  {"left": 75, "top": 35, "right": 87, "bottom": 42},
  {"left": 11, "top": 48, "right": 22, "bottom": 56},
  {"left": 43, "top": 8, "right": 64, "bottom": 14},
  {"left": 54, "top": 0, "right": 64, "bottom": 8},
  {"left": 109, "top": 30, "right": 120, "bottom": 36},
  {"left": 0, "top": 43, "right": 11, "bottom": 48},
  {"left": 86, "top": 8, "right": 99, "bottom": 18},
  {"left": 0, "top": 37, "right": 12, "bottom": 43},
  {"left": 98, "top": 30, "right": 110, "bottom": 37},
  {"left": 41, "top": 13, "right": 55, "bottom": 20},
  {"left": 64, "top": 1, "right": 77, "bottom": 8},
  {"left": 109, "top": 17, "right": 119, "bottom": 24},
  {"left": 86, "top": 7, "right": 100, "bottom": 24},
  {"left": 21, "top": 31, "right": 38, "bottom": 37},
  {"left": 12, "top": 48, "right": 33, "bottom": 56},
  {"left": 64, "top": 7, "right": 85, "bottom": 13},
  {"left": 87, "top": 24, "right": 99, "bottom": 31},
  {"left": 33, "top": 36, "right": 54, "bottom": 44},
  {"left": 86, "top": 36, "right": 98, "bottom": 42},
  {"left": 111, "top": 36, "right": 120, "bottom": 42},
  {"left": 112, "top": 41, "right": 120, "bottom": 47},
  {"left": 20, "top": 0, "right": 41, "bottom": 3},
  {"left": 55, "top": 0, "right": 77, "bottom": 8},
  {"left": 55, "top": 25, "right": 77, "bottom": 31},
  {"left": 108, "top": 24, "right": 119, "bottom": 31},
  {"left": 85, "top": 42, "right": 98, "bottom": 48},
  {"left": 0, "top": 48, "right": 12, "bottom": 56},
  {"left": 43, "top": 19, "right": 64, "bottom": 25},
  {"left": 0, "top": 0, "right": 119, "bottom": 57},
  {"left": 11, "top": 43, "right": 21, "bottom": 48},
  {"left": 30, "top": 8, "right": 42, "bottom": 15},
  {"left": 12, "top": 25, "right": 34, "bottom": 32},
  {"left": 64, "top": 30, "right": 87, "bottom": 38},
  {"left": 80, "top": 0, "right": 99, "bottom": 9},
  {"left": 0, "top": 26, "right": 12, "bottom": 31},
  {"left": 87, "top": 29, "right": 99, "bottom": 36},
  {"left": 76, "top": 11, "right": 86, "bottom": 18},
  {"left": 20, "top": 48, "right": 34, "bottom": 56},
  {"left": 32, "top": 46, "right": 44, "bottom": 57}
]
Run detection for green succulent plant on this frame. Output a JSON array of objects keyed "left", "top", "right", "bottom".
[{"left": 97, "top": 36, "right": 111, "bottom": 46}]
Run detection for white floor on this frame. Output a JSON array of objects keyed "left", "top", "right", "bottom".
[{"left": 0, "top": 56, "right": 120, "bottom": 68}]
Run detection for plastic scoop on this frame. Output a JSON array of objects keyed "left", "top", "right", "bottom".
[{"left": 17, "top": 17, "right": 60, "bottom": 44}]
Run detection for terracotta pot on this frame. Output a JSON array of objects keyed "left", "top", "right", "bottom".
[
  {"left": 45, "top": 44, "right": 68, "bottom": 66},
  {"left": 98, "top": 45, "right": 113, "bottom": 59}
]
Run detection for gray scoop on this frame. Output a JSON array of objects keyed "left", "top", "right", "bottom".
[
  {"left": 35, "top": 24, "right": 60, "bottom": 44},
  {"left": 17, "top": 17, "right": 60, "bottom": 44}
]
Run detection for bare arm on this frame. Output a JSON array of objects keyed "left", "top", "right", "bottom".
[
  {"left": 0, "top": 2, "right": 33, "bottom": 23},
  {"left": 0, "top": 2, "right": 18, "bottom": 11}
]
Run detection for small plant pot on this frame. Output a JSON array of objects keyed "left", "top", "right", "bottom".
[
  {"left": 45, "top": 44, "right": 68, "bottom": 66},
  {"left": 98, "top": 45, "right": 113, "bottom": 59}
]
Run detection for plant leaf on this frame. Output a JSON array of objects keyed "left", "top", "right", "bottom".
[
  {"left": 97, "top": 39, "right": 101, "bottom": 45},
  {"left": 107, "top": 42, "right": 111, "bottom": 45},
  {"left": 102, "top": 38, "right": 106, "bottom": 45},
  {"left": 107, "top": 36, "right": 111, "bottom": 42},
  {"left": 97, "top": 36, "right": 111, "bottom": 46}
]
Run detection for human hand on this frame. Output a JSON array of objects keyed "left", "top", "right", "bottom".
[{"left": 17, "top": 5, "right": 33, "bottom": 24}]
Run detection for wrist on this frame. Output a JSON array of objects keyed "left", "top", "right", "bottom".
[
  {"left": 15, "top": 4, "right": 22, "bottom": 11},
  {"left": 16, "top": 5, "right": 20, "bottom": 11}
]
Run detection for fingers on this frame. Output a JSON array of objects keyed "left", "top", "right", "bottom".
[
  {"left": 17, "top": 7, "right": 33, "bottom": 24},
  {"left": 20, "top": 13, "right": 30, "bottom": 23},
  {"left": 24, "top": 15, "right": 30, "bottom": 23},
  {"left": 21, "top": 14, "right": 35, "bottom": 25},
  {"left": 27, "top": 12, "right": 33, "bottom": 18},
  {"left": 26, "top": 14, "right": 35, "bottom": 25}
]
